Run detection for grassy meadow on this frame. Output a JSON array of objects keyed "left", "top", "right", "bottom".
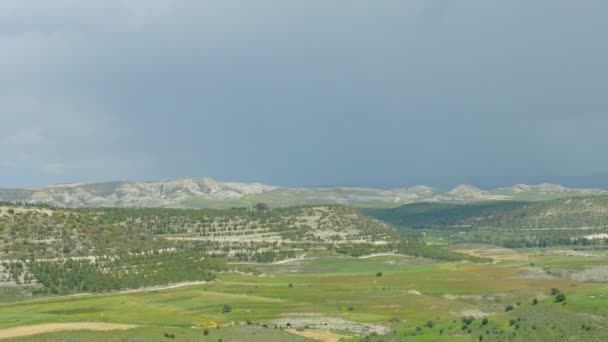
[{"left": 0, "top": 248, "right": 607, "bottom": 341}]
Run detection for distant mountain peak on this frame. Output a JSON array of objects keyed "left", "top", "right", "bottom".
[
  {"left": 535, "top": 183, "right": 568, "bottom": 192},
  {"left": 448, "top": 184, "right": 485, "bottom": 196}
]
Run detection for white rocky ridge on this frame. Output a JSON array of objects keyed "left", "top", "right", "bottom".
[
  {"left": 2, "top": 177, "right": 276, "bottom": 207},
  {"left": 0, "top": 177, "right": 607, "bottom": 208},
  {"left": 448, "top": 184, "right": 486, "bottom": 197}
]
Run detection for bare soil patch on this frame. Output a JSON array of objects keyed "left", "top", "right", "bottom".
[
  {"left": 511, "top": 267, "right": 556, "bottom": 280},
  {"left": 453, "top": 248, "right": 531, "bottom": 261},
  {"left": 0, "top": 322, "right": 137, "bottom": 339},
  {"left": 450, "top": 309, "right": 493, "bottom": 318},
  {"left": 263, "top": 317, "right": 389, "bottom": 335},
  {"left": 287, "top": 329, "right": 352, "bottom": 342},
  {"left": 551, "top": 265, "right": 608, "bottom": 282}
]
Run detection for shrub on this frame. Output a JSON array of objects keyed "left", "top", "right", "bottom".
[
  {"left": 555, "top": 293, "right": 566, "bottom": 302},
  {"left": 532, "top": 298, "right": 538, "bottom": 305},
  {"left": 482, "top": 318, "right": 489, "bottom": 326},
  {"left": 222, "top": 304, "right": 232, "bottom": 313},
  {"left": 462, "top": 317, "right": 475, "bottom": 325},
  {"left": 254, "top": 203, "right": 270, "bottom": 211},
  {"left": 550, "top": 288, "right": 560, "bottom": 295},
  {"left": 376, "top": 272, "right": 383, "bottom": 277},
  {"left": 505, "top": 304, "right": 514, "bottom": 312}
]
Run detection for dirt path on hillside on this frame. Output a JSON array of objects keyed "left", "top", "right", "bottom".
[
  {"left": 271, "top": 254, "right": 309, "bottom": 265},
  {"left": 19, "top": 281, "right": 210, "bottom": 305},
  {"left": 286, "top": 329, "right": 352, "bottom": 342},
  {"left": 358, "top": 253, "right": 397, "bottom": 259},
  {"left": 118, "top": 281, "right": 208, "bottom": 294},
  {"left": 229, "top": 254, "right": 313, "bottom": 265},
  {"left": 0, "top": 323, "right": 138, "bottom": 339}
]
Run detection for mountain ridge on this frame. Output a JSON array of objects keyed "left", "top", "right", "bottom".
[{"left": 1, "top": 177, "right": 607, "bottom": 208}]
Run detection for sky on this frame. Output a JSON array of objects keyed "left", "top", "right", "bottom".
[{"left": 1, "top": 1, "right": 608, "bottom": 189}]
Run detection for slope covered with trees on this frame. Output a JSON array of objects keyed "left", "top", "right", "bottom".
[
  {"left": 364, "top": 196, "right": 608, "bottom": 248},
  {"left": 364, "top": 196, "right": 608, "bottom": 229},
  {"left": 0, "top": 203, "right": 489, "bottom": 298}
]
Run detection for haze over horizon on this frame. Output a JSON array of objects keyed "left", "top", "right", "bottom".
[
  {"left": 2, "top": 1, "right": 607, "bottom": 189},
  {"left": 5, "top": 173, "right": 608, "bottom": 193}
]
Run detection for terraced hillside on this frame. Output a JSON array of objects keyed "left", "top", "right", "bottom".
[
  {"left": 0, "top": 204, "right": 401, "bottom": 297},
  {"left": 0, "top": 204, "right": 488, "bottom": 298},
  {"left": 0, "top": 206, "right": 169, "bottom": 259},
  {"left": 108, "top": 205, "right": 396, "bottom": 245},
  {"left": 0, "top": 205, "right": 395, "bottom": 259}
]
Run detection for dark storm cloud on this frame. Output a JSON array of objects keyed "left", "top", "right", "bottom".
[{"left": 1, "top": 1, "right": 607, "bottom": 188}]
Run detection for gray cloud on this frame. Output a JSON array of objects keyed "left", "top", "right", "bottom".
[{"left": 1, "top": 1, "right": 607, "bottom": 188}]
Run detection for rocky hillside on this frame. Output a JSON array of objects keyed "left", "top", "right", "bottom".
[
  {"left": 0, "top": 204, "right": 399, "bottom": 295},
  {"left": 0, "top": 204, "right": 489, "bottom": 298},
  {"left": 0, "top": 204, "right": 396, "bottom": 261},
  {"left": 1, "top": 177, "right": 607, "bottom": 208}
]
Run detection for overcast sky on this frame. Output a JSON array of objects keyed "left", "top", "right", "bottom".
[{"left": 1, "top": 1, "right": 607, "bottom": 189}]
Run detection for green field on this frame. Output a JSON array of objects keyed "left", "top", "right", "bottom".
[{"left": 1, "top": 250, "right": 607, "bottom": 341}]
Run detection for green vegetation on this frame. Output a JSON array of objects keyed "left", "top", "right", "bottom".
[
  {"left": 2, "top": 196, "right": 608, "bottom": 340},
  {"left": 0, "top": 252, "right": 606, "bottom": 341},
  {"left": 0, "top": 203, "right": 486, "bottom": 300},
  {"left": 3, "top": 325, "right": 312, "bottom": 342},
  {"left": 29, "top": 252, "right": 226, "bottom": 295},
  {"left": 362, "top": 201, "right": 529, "bottom": 228},
  {"left": 364, "top": 196, "right": 608, "bottom": 249}
]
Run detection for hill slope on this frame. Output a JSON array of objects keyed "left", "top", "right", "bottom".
[
  {"left": 0, "top": 204, "right": 397, "bottom": 261},
  {"left": 0, "top": 204, "right": 490, "bottom": 297},
  {"left": 364, "top": 196, "right": 608, "bottom": 229}
]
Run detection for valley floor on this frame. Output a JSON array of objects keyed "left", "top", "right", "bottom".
[{"left": 1, "top": 248, "right": 608, "bottom": 341}]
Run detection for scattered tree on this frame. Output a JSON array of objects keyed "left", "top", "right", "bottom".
[{"left": 254, "top": 203, "right": 270, "bottom": 211}]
